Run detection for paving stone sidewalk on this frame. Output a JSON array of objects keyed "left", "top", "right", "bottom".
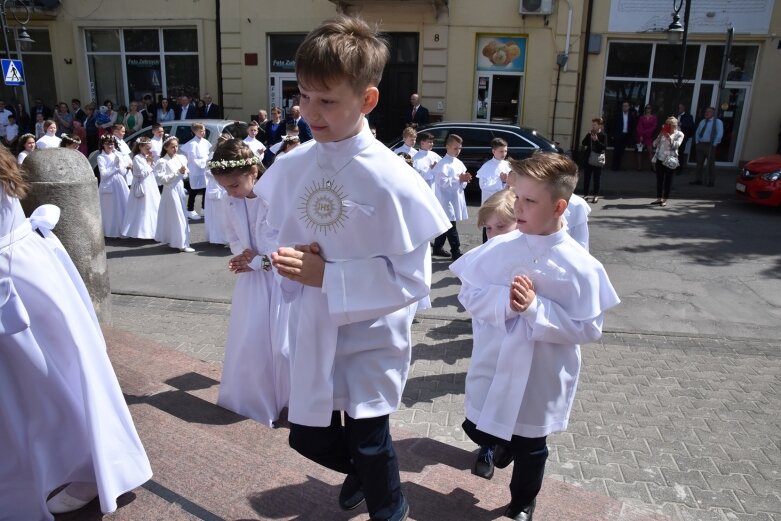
[{"left": 112, "top": 294, "right": 781, "bottom": 521}]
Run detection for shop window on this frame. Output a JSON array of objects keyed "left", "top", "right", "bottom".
[
  {"left": 606, "top": 43, "right": 652, "bottom": 78},
  {"left": 165, "top": 55, "right": 199, "bottom": 98},
  {"left": 88, "top": 55, "right": 123, "bottom": 105},
  {"left": 125, "top": 30, "right": 160, "bottom": 52},
  {"left": 703, "top": 45, "right": 757, "bottom": 82},
  {"left": 652, "top": 44, "right": 699, "bottom": 80},
  {"left": 86, "top": 29, "right": 120, "bottom": 52},
  {"left": 164, "top": 29, "right": 198, "bottom": 52}
]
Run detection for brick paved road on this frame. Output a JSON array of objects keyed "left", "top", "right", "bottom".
[{"left": 113, "top": 294, "right": 781, "bottom": 521}]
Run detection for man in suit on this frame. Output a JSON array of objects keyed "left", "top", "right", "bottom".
[
  {"left": 609, "top": 101, "right": 637, "bottom": 171},
  {"left": 288, "top": 105, "right": 312, "bottom": 142},
  {"left": 71, "top": 99, "right": 87, "bottom": 124},
  {"left": 199, "top": 93, "right": 222, "bottom": 119},
  {"left": 176, "top": 95, "right": 196, "bottom": 120},
  {"left": 406, "top": 93, "right": 430, "bottom": 129},
  {"left": 140, "top": 94, "right": 156, "bottom": 127},
  {"left": 676, "top": 103, "right": 695, "bottom": 175},
  {"left": 691, "top": 106, "right": 723, "bottom": 187}
]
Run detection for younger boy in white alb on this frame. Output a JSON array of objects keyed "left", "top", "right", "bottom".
[
  {"left": 243, "top": 121, "right": 266, "bottom": 159},
  {"left": 393, "top": 126, "right": 418, "bottom": 156},
  {"left": 431, "top": 133, "right": 471, "bottom": 260},
  {"left": 451, "top": 151, "right": 619, "bottom": 521},
  {"left": 180, "top": 122, "right": 211, "bottom": 220},
  {"left": 477, "top": 137, "right": 510, "bottom": 205},
  {"left": 411, "top": 131, "right": 440, "bottom": 190},
  {"left": 256, "top": 16, "right": 450, "bottom": 521}
]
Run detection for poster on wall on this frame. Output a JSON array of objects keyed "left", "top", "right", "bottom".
[
  {"left": 608, "top": 0, "right": 773, "bottom": 34},
  {"left": 476, "top": 36, "right": 526, "bottom": 72},
  {"left": 126, "top": 57, "right": 162, "bottom": 103}
]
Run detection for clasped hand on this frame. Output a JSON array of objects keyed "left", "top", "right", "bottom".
[
  {"left": 228, "top": 249, "right": 258, "bottom": 273},
  {"left": 510, "top": 275, "right": 536, "bottom": 313},
  {"left": 272, "top": 242, "right": 325, "bottom": 287}
]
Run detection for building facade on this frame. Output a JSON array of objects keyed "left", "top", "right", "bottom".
[{"left": 7, "top": 0, "right": 780, "bottom": 164}]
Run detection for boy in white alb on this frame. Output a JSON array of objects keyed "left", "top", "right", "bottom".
[
  {"left": 243, "top": 121, "right": 266, "bottom": 159},
  {"left": 411, "top": 131, "right": 440, "bottom": 190},
  {"left": 451, "top": 152, "right": 619, "bottom": 521},
  {"left": 477, "top": 137, "right": 510, "bottom": 205},
  {"left": 180, "top": 122, "right": 210, "bottom": 220},
  {"left": 256, "top": 17, "right": 450, "bottom": 521},
  {"left": 393, "top": 126, "right": 417, "bottom": 156},
  {"left": 431, "top": 133, "right": 471, "bottom": 260}
]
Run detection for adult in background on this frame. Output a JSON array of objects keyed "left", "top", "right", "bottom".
[
  {"left": 176, "top": 95, "right": 196, "bottom": 120},
  {"left": 83, "top": 103, "right": 100, "bottom": 154},
  {"left": 54, "top": 102, "right": 74, "bottom": 137},
  {"left": 140, "top": 94, "right": 156, "bottom": 127},
  {"left": 124, "top": 101, "right": 143, "bottom": 133},
  {"left": 635, "top": 104, "right": 658, "bottom": 171},
  {"left": 676, "top": 103, "right": 695, "bottom": 175},
  {"left": 609, "top": 100, "right": 636, "bottom": 171},
  {"left": 651, "top": 116, "right": 684, "bottom": 207},
  {"left": 264, "top": 107, "right": 285, "bottom": 148},
  {"left": 287, "top": 105, "right": 312, "bottom": 142},
  {"left": 31, "top": 98, "right": 52, "bottom": 120},
  {"left": 581, "top": 117, "right": 607, "bottom": 203},
  {"left": 199, "top": 93, "right": 221, "bottom": 119},
  {"left": 156, "top": 97, "right": 175, "bottom": 122},
  {"left": 690, "top": 107, "right": 723, "bottom": 187},
  {"left": 255, "top": 109, "right": 269, "bottom": 143},
  {"left": 0, "top": 100, "right": 13, "bottom": 142},
  {"left": 406, "top": 92, "right": 430, "bottom": 129},
  {"left": 71, "top": 98, "right": 87, "bottom": 124}
]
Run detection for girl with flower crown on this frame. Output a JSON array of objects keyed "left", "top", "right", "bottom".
[
  {"left": 154, "top": 135, "right": 194, "bottom": 252},
  {"left": 97, "top": 134, "right": 129, "bottom": 238},
  {"left": 121, "top": 137, "right": 161, "bottom": 239},
  {"left": 209, "top": 138, "right": 290, "bottom": 426}
]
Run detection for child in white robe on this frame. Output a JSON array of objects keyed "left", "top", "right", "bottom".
[
  {"left": 180, "top": 122, "right": 211, "bottom": 220},
  {"left": 477, "top": 137, "right": 511, "bottom": 205},
  {"left": 451, "top": 152, "right": 619, "bottom": 520},
  {"left": 35, "top": 119, "right": 61, "bottom": 149},
  {"left": 392, "top": 125, "right": 418, "bottom": 156},
  {"left": 154, "top": 136, "right": 194, "bottom": 252},
  {"left": 209, "top": 139, "right": 290, "bottom": 426},
  {"left": 243, "top": 120, "right": 266, "bottom": 159},
  {"left": 256, "top": 17, "right": 451, "bottom": 521},
  {"left": 0, "top": 151, "right": 152, "bottom": 520},
  {"left": 432, "top": 133, "right": 472, "bottom": 260},
  {"left": 97, "top": 134, "right": 130, "bottom": 238},
  {"left": 121, "top": 137, "right": 161, "bottom": 239},
  {"left": 411, "top": 131, "right": 440, "bottom": 190}
]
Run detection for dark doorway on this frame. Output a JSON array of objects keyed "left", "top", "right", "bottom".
[{"left": 371, "top": 32, "right": 419, "bottom": 143}]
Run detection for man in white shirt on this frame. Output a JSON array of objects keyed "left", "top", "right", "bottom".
[
  {"left": 691, "top": 106, "right": 724, "bottom": 187},
  {"left": 177, "top": 95, "right": 195, "bottom": 120}
]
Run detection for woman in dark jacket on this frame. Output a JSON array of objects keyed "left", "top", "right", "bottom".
[{"left": 581, "top": 117, "right": 607, "bottom": 203}]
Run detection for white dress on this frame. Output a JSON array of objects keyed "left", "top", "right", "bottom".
[
  {"left": 35, "top": 133, "right": 61, "bottom": 149},
  {"left": 98, "top": 150, "right": 130, "bottom": 238},
  {"left": 154, "top": 154, "right": 190, "bottom": 249},
  {"left": 204, "top": 171, "right": 229, "bottom": 245},
  {"left": 121, "top": 154, "right": 161, "bottom": 239},
  {"left": 0, "top": 191, "right": 152, "bottom": 521},
  {"left": 432, "top": 154, "right": 469, "bottom": 221},
  {"left": 255, "top": 121, "right": 451, "bottom": 427},
  {"left": 17, "top": 150, "right": 29, "bottom": 166},
  {"left": 217, "top": 195, "right": 291, "bottom": 426}
]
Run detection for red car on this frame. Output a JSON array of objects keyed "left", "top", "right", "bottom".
[{"left": 735, "top": 154, "right": 781, "bottom": 207}]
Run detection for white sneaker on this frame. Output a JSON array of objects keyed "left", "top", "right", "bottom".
[
  {"left": 180, "top": 247, "right": 195, "bottom": 253},
  {"left": 46, "top": 490, "right": 95, "bottom": 514},
  {"left": 187, "top": 210, "right": 202, "bottom": 220}
]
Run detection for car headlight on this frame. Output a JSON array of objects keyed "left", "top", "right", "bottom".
[{"left": 761, "top": 170, "right": 781, "bottom": 182}]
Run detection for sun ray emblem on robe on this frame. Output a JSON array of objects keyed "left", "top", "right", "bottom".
[{"left": 298, "top": 178, "right": 348, "bottom": 234}]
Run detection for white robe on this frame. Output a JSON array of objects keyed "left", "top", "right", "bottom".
[
  {"left": 115, "top": 138, "right": 133, "bottom": 185},
  {"left": 393, "top": 143, "right": 418, "bottom": 157},
  {"left": 255, "top": 121, "right": 451, "bottom": 427},
  {"left": 97, "top": 150, "right": 130, "bottom": 238},
  {"left": 451, "top": 228, "right": 620, "bottom": 440},
  {"left": 154, "top": 154, "right": 190, "bottom": 249},
  {"left": 563, "top": 194, "right": 591, "bottom": 251},
  {"left": 204, "top": 171, "right": 229, "bottom": 245},
  {"left": 181, "top": 136, "right": 211, "bottom": 190},
  {"left": 432, "top": 154, "right": 469, "bottom": 221},
  {"left": 243, "top": 137, "right": 266, "bottom": 159},
  {"left": 412, "top": 149, "right": 440, "bottom": 189},
  {"left": 35, "top": 133, "right": 61, "bottom": 149},
  {"left": 121, "top": 154, "right": 161, "bottom": 239},
  {"left": 477, "top": 157, "right": 510, "bottom": 205},
  {"left": 0, "top": 194, "right": 152, "bottom": 521},
  {"left": 217, "top": 195, "right": 291, "bottom": 426}
]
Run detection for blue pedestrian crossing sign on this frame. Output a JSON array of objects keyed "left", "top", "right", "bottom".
[{"left": 2, "top": 59, "right": 25, "bottom": 86}]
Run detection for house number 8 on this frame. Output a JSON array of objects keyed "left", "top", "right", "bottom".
[{"left": 434, "top": 33, "right": 439, "bottom": 42}]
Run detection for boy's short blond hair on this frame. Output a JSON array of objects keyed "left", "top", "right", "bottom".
[
  {"left": 191, "top": 122, "right": 205, "bottom": 132},
  {"left": 509, "top": 151, "right": 578, "bottom": 202},
  {"left": 296, "top": 16, "right": 389, "bottom": 95},
  {"left": 477, "top": 189, "right": 516, "bottom": 228},
  {"left": 402, "top": 126, "right": 417, "bottom": 139}
]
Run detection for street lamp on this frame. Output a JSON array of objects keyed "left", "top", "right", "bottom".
[
  {"left": 0, "top": 0, "right": 34, "bottom": 60},
  {"left": 667, "top": 0, "right": 692, "bottom": 107}
]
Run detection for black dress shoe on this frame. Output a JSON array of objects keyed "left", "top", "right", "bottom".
[
  {"left": 370, "top": 494, "right": 409, "bottom": 521},
  {"left": 492, "top": 444, "right": 514, "bottom": 469},
  {"left": 472, "top": 445, "right": 495, "bottom": 480},
  {"left": 432, "top": 248, "right": 450, "bottom": 257},
  {"left": 689, "top": 180, "right": 703, "bottom": 185},
  {"left": 338, "top": 474, "right": 365, "bottom": 511},
  {"left": 451, "top": 251, "right": 463, "bottom": 261},
  {"left": 503, "top": 498, "right": 536, "bottom": 520}
]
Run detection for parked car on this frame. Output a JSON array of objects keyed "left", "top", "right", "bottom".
[
  {"left": 88, "top": 119, "right": 249, "bottom": 172},
  {"left": 387, "top": 121, "right": 563, "bottom": 200},
  {"left": 735, "top": 154, "right": 781, "bottom": 207}
]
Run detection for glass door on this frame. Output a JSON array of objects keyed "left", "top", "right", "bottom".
[
  {"left": 715, "top": 86, "right": 749, "bottom": 164},
  {"left": 473, "top": 73, "right": 522, "bottom": 124},
  {"left": 268, "top": 75, "right": 299, "bottom": 117}
]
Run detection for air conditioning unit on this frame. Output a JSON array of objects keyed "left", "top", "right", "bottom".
[{"left": 520, "top": 0, "right": 554, "bottom": 16}]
